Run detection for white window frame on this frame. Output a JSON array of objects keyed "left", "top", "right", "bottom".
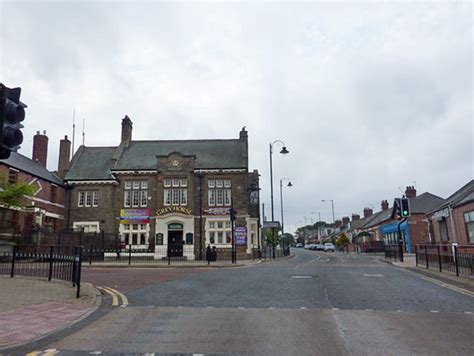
[
  {"left": 207, "top": 219, "right": 232, "bottom": 246},
  {"left": 73, "top": 221, "right": 100, "bottom": 233},
  {"left": 92, "top": 191, "right": 99, "bottom": 207},
  {"left": 78, "top": 191, "right": 85, "bottom": 207},
  {"left": 120, "top": 223, "right": 150, "bottom": 248}
]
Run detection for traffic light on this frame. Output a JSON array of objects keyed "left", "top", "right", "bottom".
[
  {"left": 229, "top": 207, "right": 236, "bottom": 221},
  {"left": 400, "top": 198, "right": 410, "bottom": 218},
  {"left": 0, "top": 84, "right": 26, "bottom": 159}
]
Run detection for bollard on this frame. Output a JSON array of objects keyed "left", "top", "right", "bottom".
[
  {"left": 10, "top": 245, "right": 17, "bottom": 278},
  {"left": 425, "top": 245, "right": 429, "bottom": 269},
  {"left": 129, "top": 245, "right": 132, "bottom": 266},
  {"left": 76, "top": 247, "right": 82, "bottom": 298},
  {"left": 437, "top": 245, "right": 442, "bottom": 272},
  {"left": 415, "top": 245, "right": 418, "bottom": 267},
  {"left": 48, "top": 245, "right": 54, "bottom": 281},
  {"left": 89, "top": 243, "right": 93, "bottom": 265},
  {"left": 454, "top": 245, "right": 459, "bottom": 276}
]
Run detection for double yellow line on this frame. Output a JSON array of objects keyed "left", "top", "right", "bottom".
[{"left": 97, "top": 286, "right": 129, "bottom": 307}]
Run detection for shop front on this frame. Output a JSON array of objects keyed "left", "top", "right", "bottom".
[{"left": 154, "top": 206, "right": 195, "bottom": 260}]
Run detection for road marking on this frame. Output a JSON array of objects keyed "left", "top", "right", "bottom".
[
  {"left": 363, "top": 274, "right": 384, "bottom": 277},
  {"left": 365, "top": 309, "right": 373, "bottom": 311},
  {"left": 43, "top": 350, "right": 59, "bottom": 356},
  {"left": 332, "top": 307, "right": 339, "bottom": 310},
  {"left": 430, "top": 310, "right": 440, "bottom": 313},
  {"left": 238, "top": 307, "right": 244, "bottom": 309},
  {"left": 269, "top": 307, "right": 275, "bottom": 309},
  {"left": 90, "top": 352, "right": 102, "bottom": 355},
  {"left": 464, "top": 311, "right": 472, "bottom": 314},
  {"left": 294, "top": 265, "right": 300, "bottom": 269},
  {"left": 401, "top": 270, "right": 474, "bottom": 298},
  {"left": 25, "top": 352, "right": 41, "bottom": 356},
  {"left": 97, "top": 286, "right": 119, "bottom": 306},
  {"left": 326, "top": 259, "right": 330, "bottom": 261},
  {"left": 105, "top": 286, "right": 129, "bottom": 307},
  {"left": 144, "top": 353, "right": 155, "bottom": 356},
  {"left": 300, "top": 307, "right": 308, "bottom": 310},
  {"left": 206, "top": 306, "right": 214, "bottom": 309},
  {"left": 291, "top": 275, "right": 312, "bottom": 279},
  {"left": 397, "top": 310, "right": 402, "bottom": 312}
]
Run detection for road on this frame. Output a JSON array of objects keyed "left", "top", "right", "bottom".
[{"left": 21, "top": 249, "right": 474, "bottom": 355}]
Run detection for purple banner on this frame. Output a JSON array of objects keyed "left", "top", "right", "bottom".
[{"left": 235, "top": 227, "right": 247, "bottom": 246}]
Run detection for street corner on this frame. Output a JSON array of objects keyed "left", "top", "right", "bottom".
[{"left": 0, "top": 277, "right": 100, "bottom": 352}]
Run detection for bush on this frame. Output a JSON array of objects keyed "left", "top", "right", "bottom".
[{"left": 336, "top": 233, "right": 350, "bottom": 249}]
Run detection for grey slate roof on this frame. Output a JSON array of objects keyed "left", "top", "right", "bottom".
[
  {"left": 65, "top": 139, "right": 246, "bottom": 181},
  {"left": 114, "top": 140, "right": 245, "bottom": 170},
  {"left": 0, "top": 151, "right": 63, "bottom": 185},
  {"left": 360, "top": 209, "right": 392, "bottom": 229},
  {"left": 409, "top": 192, "right": 444, "bottom": 214},
  {"left": 430, "top": 180, "right": 474, "bottom": 212},
  {"left": 65, "top": 146, "right": 117, "bottom": 180}
]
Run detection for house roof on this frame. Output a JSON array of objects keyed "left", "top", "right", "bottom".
[
  {"left": 408, "top": 192, "right": 444, "bottom": 214},
  {"left": 65, "top": 138, "right": 247, "bottom": 181},
  {"left": 360, "top": 209, "right": 392, "bottom": 229},
  {"left": 0, "top": 151, "right": 63, "bottom": 185},
  {"left": 430, "top": 180, "right": 474, "bottom": 212}
]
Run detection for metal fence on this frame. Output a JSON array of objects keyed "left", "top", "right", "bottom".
[
  {"left": 415, "top": 244, "right": 474, "bottom": 276},
  {"left": 384, "top": 243, "right": 404, "bottom": 262},
  {"left": 0, "top": 244, "right": 83, "bottom": 297},
  {"left": 79, "top": 245, "right": 290, "bottom": 266}
]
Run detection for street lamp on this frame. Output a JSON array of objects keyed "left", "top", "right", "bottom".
[
  {"left": 269, "top": 140, "right": 289, "bottom": 258},
  {"left": 279, "top": 177, "right": 292, "bottom": 235},
  {"left": 322, "top": 199, "right": 335, "bottom": 223}
]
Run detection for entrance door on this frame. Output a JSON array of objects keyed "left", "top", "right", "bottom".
[{"left": 168, "top": 225, "right": 184, "bottom": 257}]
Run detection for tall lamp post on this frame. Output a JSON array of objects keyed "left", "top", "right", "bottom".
[
  {"left": 322, "top": 199, "right": 335, "bottom": 223},
  {"left": 269, "top": 140, "right": 289, "bottom": 258},
  {"left": 279, "top": 177, "right": 292, "bottom": 250}
]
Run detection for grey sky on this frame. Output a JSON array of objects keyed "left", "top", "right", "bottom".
[{"left": 1, "top": 0, "right": 472, "bottom": 232}]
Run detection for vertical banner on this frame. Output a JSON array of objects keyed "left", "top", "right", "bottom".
[{"left": 235, "top": 227, "right": 247, "bottom": 246}]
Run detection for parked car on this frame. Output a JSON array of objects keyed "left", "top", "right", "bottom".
[
  {"left": 324, "top": 243, "right": 335, "bottom": 252},
  {"left": 295, "top": 243, "right": 303, "bottom": 248},
  {"left": 315, "top": 244, "right": 325, "bottom": 251},
  {"left": 304, "top": 244, "right": 312, "bottom": 249}
]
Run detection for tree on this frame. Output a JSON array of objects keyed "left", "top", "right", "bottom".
[
  {"left": 336, "top": 233, "right": 350, "bottom": 249},
  {"left": 0, "top": 174, "right": 36, "bottom": 208}
]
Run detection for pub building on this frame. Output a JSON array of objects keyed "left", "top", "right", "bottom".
[{"left": 64, "top": 116, "right": 260, "bottom": 259}]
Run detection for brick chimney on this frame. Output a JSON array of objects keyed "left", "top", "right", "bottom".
[
  {"left": 121, "top": 115, "right": 133, "bottom": 146},
  {"left": 32, "top": 130, "right": 48, "bottom": 167},
  {"left": 405, "top": 186, "right": 417, "bottom": 198},
  {"left": 342, "top": 216, "right": 350, "bottom": 226},
  {"left": 239, "top": 126, "right": 248, "bottom": 169},
  {"left": 381, "top": 200, "right": 389, "bottom": 211},
  {"left": 351, "top": 214, "right": 360, "bottom": 221},
  {"left": 58, "top": 135, "right": 71, "bottom": 178},
  {"left": 335, "top": 219, "right": 342, "bottom": 228},
  {"left": 363, "top": 207, "right": 373, "bottom": 218}
]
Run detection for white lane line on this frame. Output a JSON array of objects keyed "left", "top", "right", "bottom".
[
  {"left": 291, "top": 275, "right": 312, "bottom": 279},
  {"left": 397, "top": 310, "right": 402, "bottom": 312},
  {"left": 365, "top": 309, "right": 373, "bottom": 311},
  {"left": 206, "top": 306, "right": 214, "bottom": 309},
  {"left": 464, "top": 311, "right": 473, "bottom": 314},
  {"left": 332, "top": 307, "right": 339, "bottom": 310},
  {"left": 269, "top": 307, "right": 275, "bottom": 309},
  {"left": 430, "top": 310, "right": 440, "bottom": 313},
  {"left": 294, "top": 265, "right": 300, "bottom": 269},
  {"left": 238, "top": 307, "right": 244, "bottom": 310},
  {"left": 363, "top": 274, "right": 384, "bottom": 277},
  {"left": 300, "top": 307, "right": 308, "bottom": 310}
]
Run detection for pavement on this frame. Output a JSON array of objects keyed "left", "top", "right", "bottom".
[
  {"left": 381, "top": 253, "right": 474, "bottom": 292},
  {"left": 0, "top": 276, "right": 99, "bottom": 351}
]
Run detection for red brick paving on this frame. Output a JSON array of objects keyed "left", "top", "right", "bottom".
[{"left": 0, "top": 301, "right": 92, "bottom": 344}]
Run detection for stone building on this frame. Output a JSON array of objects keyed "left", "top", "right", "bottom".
[{"left": 64, "top": 116, "right": 260, "bottom": 259}]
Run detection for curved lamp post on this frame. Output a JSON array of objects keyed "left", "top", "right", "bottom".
[
  {"left": 279, "top": 177, "right": 292, "bottom": 235},
  {"left": 322, "top": 199, "right": 335, "bottom": 223},
  {"left": 269, "top": 140, "right": 289, "bottom": 258}
]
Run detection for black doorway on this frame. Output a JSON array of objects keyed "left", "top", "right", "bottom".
[{"left": 168, "top": 230, "right": 183, "bottom": 257}]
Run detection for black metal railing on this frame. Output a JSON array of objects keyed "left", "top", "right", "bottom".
[
  {"left": 78, "top": 245, "right": 290, "bottom": 266},
  {"left": 415, "top": 244, "right": 474, "bottom": 276},
  {"left": 384, "top": 243, "right": 404, "bottom": 262},
  {"left": 0, "top": 244, "right": 83, "bottom": 297}
]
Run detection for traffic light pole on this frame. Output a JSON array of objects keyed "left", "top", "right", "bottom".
[{"left": 397, "top": 218, "right": 407, "bottom": 262}]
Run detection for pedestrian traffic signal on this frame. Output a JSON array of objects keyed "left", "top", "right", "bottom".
[
  {"left": 400, "top": 198, "right": 410, "bottom": 218},
  {"left": 0, "top": 84, "right": 25, "bottom": 159}
]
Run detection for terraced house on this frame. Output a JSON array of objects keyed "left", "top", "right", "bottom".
[{"left": 63, "top": 116, "right": 260, "bottom": 260}]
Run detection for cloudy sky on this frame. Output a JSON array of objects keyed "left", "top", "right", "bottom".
[{"left": 1, "top": 0, "right": 472, "bottom": 232}]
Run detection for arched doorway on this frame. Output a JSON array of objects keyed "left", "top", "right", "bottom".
[{"left": 168, "top": 223, "right": 184, "bottom": 257}]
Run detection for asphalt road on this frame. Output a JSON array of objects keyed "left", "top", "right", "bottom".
[{"left": 20, "top": 249, "right": 474, "bottom": 355}]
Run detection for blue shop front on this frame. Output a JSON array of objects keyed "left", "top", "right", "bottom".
[{"left": 381, "top": 220, "right": 412, "bottom": 253}]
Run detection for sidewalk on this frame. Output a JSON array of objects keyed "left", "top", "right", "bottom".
[
  {"left": 381, "top": 255, "right": 474, "bottom": 293},
  {"left": 0, "top": 275, "right": 99, "bottom": 351}
]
